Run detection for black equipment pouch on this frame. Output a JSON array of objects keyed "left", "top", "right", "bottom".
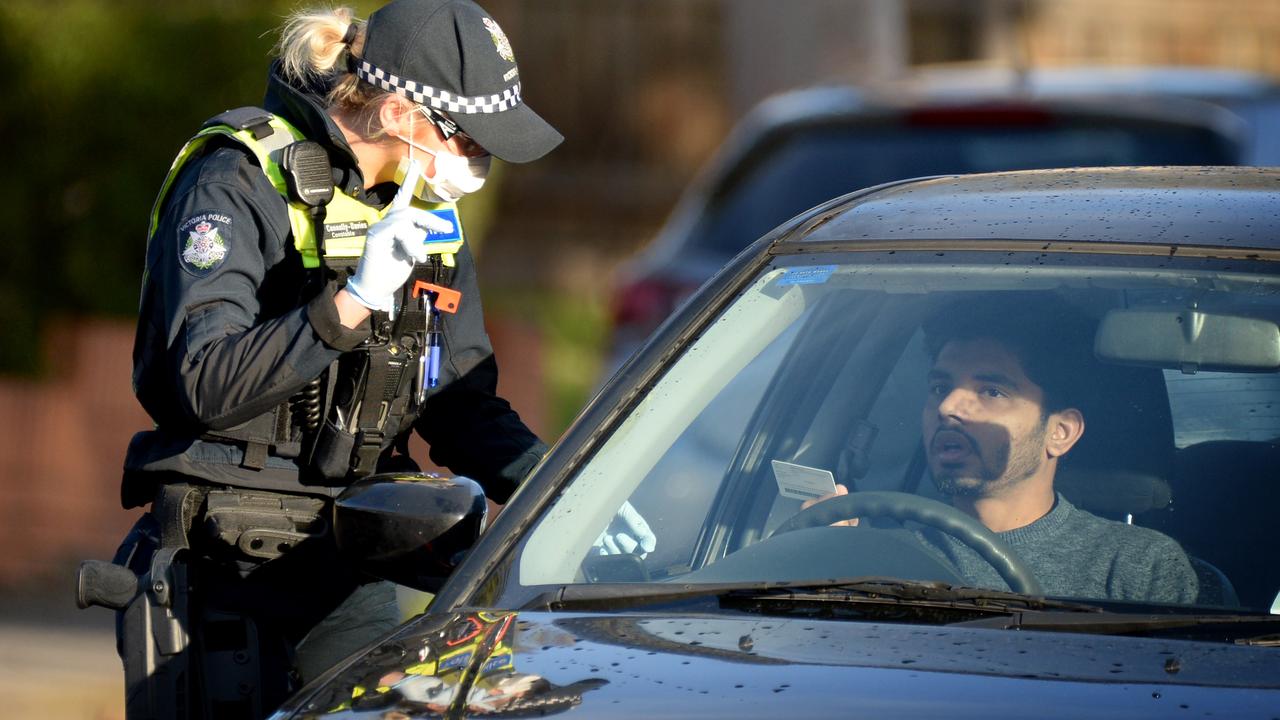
[
  {"left": 201, "top": 489, "right": 328, "bottom": 562},
  {"left": 309, "top": 417, "right": 359, "bottom": 481},
  {"left": 303, "top": 344, "right": 371, "bottom": 483}
]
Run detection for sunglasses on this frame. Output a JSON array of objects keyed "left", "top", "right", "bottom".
[{"left": 415, "top": 105, "right": 473, "bottom": 144}]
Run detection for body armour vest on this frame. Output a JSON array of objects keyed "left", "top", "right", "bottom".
[{"left": 145, "top": 107, "right": 466, "bottom": 482}]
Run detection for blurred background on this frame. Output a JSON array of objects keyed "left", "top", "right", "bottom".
[{"left": 2, "top": 1, "right": 1279, "bottom": 717}]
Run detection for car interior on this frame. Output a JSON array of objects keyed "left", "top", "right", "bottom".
[{"left": 676, "top": 280, "right": 1279, "bottom": 610}]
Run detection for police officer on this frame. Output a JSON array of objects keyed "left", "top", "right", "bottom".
[{"left": 107, "top": 0, "right": 560, "bottom": 716}]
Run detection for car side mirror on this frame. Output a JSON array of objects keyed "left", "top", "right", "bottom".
[{"left": 334, "top": 473, "right": 486, "bottom": 592}]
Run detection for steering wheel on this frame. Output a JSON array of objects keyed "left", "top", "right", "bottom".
[{"left": 770, "top": 490, "right": 1043, "bottom": 595}]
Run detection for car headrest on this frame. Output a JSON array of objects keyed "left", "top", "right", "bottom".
[
  {"left": 1055, "top": 468, "right": 1172, "bottom": 515},
  {"left": 1055, "top": 360, "right": 1176, "bottom": 517}
]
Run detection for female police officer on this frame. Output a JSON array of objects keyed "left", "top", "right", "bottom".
[{"left": 107, "top": 0, "right": 560, "bottom": 715}]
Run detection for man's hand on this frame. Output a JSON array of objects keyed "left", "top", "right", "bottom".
[{"left": 801, "top": 483, "right": 859, "bottom": 526}]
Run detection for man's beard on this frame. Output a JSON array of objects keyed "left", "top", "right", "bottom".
[{"left": 931, "top": 420, "right": 1047, "bottom": 498}]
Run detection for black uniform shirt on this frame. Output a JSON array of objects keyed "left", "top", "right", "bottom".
[{"left": 124, "top": 63, "right": 545, "bottom": 505}]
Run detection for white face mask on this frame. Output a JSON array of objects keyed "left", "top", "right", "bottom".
[{"left": 394, "top": 109, "right": 490, "bottom": 203}]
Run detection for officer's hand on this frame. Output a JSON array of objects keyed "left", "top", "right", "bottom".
[
  {"left": 345, "top": 160, "right": 456, "bottom": 312},
  {"left": 592, "top": 501, "right": 657, "bottom": 557}
]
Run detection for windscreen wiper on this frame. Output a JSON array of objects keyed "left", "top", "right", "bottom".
[
  {"left": 519, "top": 580, "right": 801, "bottom": 612},
  {"left": 717, "top": 578, "right": 1103, "bottom": 625},
  {"left": 951, "top": 609, "right": 1280, "bottom": 641},
  {"left": 1236, "top": 632, "right": 1280, "bottom": 647},
  {"left": 520, "top": 577, "right": 1101, "bottom": 616},
  {"left": 723, "top": 579, "right": 1101, "bottom": 611}
]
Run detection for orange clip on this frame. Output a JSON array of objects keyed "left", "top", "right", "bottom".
[{"left": 411, "top": 281, "right": 462, "bottom": 313}]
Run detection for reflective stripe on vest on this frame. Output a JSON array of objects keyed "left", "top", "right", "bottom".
[{"left": 146, "top": 112, "right": 464, "bottom": 272}]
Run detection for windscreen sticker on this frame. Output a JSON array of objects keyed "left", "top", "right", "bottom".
[{"left": 777, "top": 265, "right": 836, "bottom": 286}]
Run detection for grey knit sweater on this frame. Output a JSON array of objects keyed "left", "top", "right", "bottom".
[{"left": 914, "top": 494, "right": 1199, "bottom": 603}]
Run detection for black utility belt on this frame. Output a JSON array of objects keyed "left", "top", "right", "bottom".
[{"left": 130, "top": 480, "right": 333, "bottom": 565}]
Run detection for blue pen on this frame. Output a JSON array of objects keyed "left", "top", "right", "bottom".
[
  {"left": 427, "top": 302, "right": 442, "bottom": 389},
  {"left": 417, "top": 294, "right": 429, "bottom": 405},
  {"left": 427, "top": 319, "right": 442, "bottom": 386},
  {"left": 419, "top": 292, "right": 443, "bottom": 401}
]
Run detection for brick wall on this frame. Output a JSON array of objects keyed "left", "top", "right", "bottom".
[
  {"left": 0, "top": 320, "right": 147, "bottom": 586},
  {"left": 1023, "top": 0, "right": 1280, "bottom": 74}
]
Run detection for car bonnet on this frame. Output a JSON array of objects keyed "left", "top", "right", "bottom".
[{"left": 277, "top": 609, "right": 1280, "bottom": 718}]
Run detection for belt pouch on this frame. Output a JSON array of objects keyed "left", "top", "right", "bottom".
[{"left": 309, "top": 418, "right": 356, "bottom": 482}]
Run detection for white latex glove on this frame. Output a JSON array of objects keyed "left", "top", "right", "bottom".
[
  {"left": 345, "top": 159, "right": 456, "bottom": 313},
  {"left": 592, "top": 501, "right": 657, "bottom": 557}
]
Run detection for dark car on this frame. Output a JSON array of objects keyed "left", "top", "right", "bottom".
[
  {"left": 273, "top": 166, "right": 1280, "bottom": 719},
  {"left": 606, "top": 67, "right": 1280, "bottom": 369}
]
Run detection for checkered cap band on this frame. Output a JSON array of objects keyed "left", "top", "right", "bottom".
[{"left": 355, "top": 60, "right": 522, "bottom": 115}]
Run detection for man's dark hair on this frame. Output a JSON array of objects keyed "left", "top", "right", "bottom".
[{"left": 922, "top": 295, "right": 1097, "bottom": 415}]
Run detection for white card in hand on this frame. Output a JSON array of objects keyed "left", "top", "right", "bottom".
[{"left": 771, "top": 460, "right": 838, "bottom": 501}]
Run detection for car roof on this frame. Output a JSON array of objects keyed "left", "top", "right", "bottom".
[
  {"left": 793, "top": 166, "right": 1280, "bottom": 250},
  {"left": 742, "top": 82, "right": 1242, "bottom": 142},
  {"left": 745, "top": 64, "right": 1280, "bottom": 134}
]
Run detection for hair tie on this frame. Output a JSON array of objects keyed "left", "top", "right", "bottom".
[{"left": 341, "top": 22, "right": 359, "bottom": 47}]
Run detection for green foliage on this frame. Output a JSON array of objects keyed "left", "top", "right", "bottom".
[
  {"left": 0, "top": 0, "right": 380, "bottom": 373},
  {"left": 484, "top": 286, "right": 609, "bottom": 437},
  {"left": 539, "top": 291, "right": 608, "bottom": 434}
]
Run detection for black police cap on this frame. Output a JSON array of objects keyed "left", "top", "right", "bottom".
[{"left": 358, "top": 0, "right": 563, "bottom": 163}]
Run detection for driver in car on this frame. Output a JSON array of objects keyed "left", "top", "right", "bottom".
[{"left": 811, "top": 300, "right": 1199, "bottom": 603}]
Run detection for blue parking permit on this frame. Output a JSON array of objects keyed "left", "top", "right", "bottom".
[
  {"left": 425, "top": 207, "right": 463, "bottom": 243},
  {"left": 777, "top": 265, "right": 837, "bottom": 286}
]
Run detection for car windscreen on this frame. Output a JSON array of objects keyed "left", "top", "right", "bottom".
[
  {"left": 510, "top": 250, "right": 1280, "bottom": 615},
  {"left": 697, "top": 122, "right": 1239, "bottom": 257}
]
